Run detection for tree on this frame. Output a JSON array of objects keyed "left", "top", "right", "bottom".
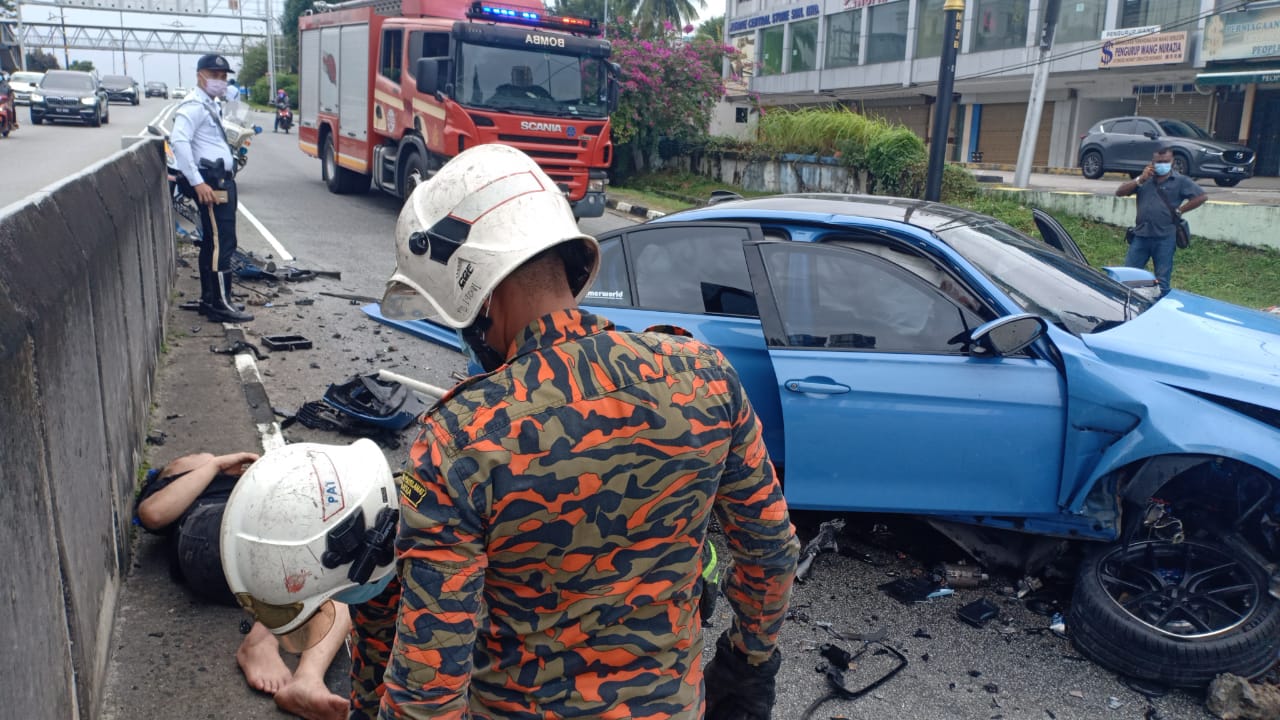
[
  {"left": 610, "top": 19, "right": 735, "bottom": 172},
  {"left": 695, "top": 15, "right": 723, "bottom": 42},
  {"left": 25, "top": 50, "right": 60, "bottom": 72},
  {"left": 627, "top": 0, "right": 705, "bottom": 36},
  {"left": 69, "top": 59, "right": 95, "bottom": 72},
  {"left": 550, "top": 0, "right": 606, "bottom": 22},
  {"left": 238, "top": 42, "right": 270, "bottom": 94}
]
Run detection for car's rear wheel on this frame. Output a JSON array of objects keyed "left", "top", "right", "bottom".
[
  {"left": 1069, "top": 538, "right": 1280, "bottom": 688},
  {"left": 1081, "top": 150, "right": 1104, "bottom": 179},
  {"left": 322, "top": 134, "right": 367, "bottom": 194},
  {"left": 1215, "top": 177, "right": 1242, "bottom": 187}
]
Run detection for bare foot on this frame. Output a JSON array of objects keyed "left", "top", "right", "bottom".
[
  {"left": 236, "top": 623, "right": 293, "bottom": 695},
  {"left": 274, "top": 674, "right": 348, "bottom": 720}
]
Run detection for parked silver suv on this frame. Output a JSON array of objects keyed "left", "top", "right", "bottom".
[{"left": 1078, "top": 116, "right": 1254, "bottom": 187}]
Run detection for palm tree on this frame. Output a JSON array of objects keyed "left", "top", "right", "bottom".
[
  {"left": 696, "top": 15, "right": 724, "bottom": 42},
  {"left": 626, "top": 0, "right": 706, "bottom": 35}
]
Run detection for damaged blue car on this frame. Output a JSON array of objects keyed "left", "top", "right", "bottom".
[{"left": 369, "top": 194, "right": 1280, "bottom": 689}]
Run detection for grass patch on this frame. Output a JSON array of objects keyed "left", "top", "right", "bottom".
[{"left": 616, "top": 175, "right": 1280, "bottom": 309}]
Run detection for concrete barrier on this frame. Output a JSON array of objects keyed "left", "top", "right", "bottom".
[{"left": 0, "top": 140, "right": 172, "bottom": 720}]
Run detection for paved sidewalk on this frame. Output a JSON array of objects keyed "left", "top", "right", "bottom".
[{"left": 98, "top": 251, "right": 348, "bottom": 720}]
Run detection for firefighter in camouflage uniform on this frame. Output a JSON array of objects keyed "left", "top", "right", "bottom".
[{"left": 370, "top": 143, "right": 801, "bottom": 719}]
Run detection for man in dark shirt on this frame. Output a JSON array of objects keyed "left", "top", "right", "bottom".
[{"left": 1115, "top": 146, "right": 1207, "bottom": 295}]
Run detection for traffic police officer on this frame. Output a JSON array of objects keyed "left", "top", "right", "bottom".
[{"left": 170, "top": 53, "right": 252, "bottom": 323}]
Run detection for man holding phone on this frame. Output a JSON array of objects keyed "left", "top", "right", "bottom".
[{"left": 1115, "top": 146, "right": 1206, "bottom": 295}]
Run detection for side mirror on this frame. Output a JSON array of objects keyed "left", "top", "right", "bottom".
[
  {"left": 416, "top": 58, "right": 439, "bottom": 95},
  {"left": 1102, "top": 265, "right": 1158, "bottom": 287},
  {"left": 145, "top": 124, "right": 164, "bottom": 136},
  {"left": 606, "top": 62, "right": 621, "bottom": 113},
  {"left": 1144, "top": 131, "right": 1158, "bottom": 140},
  {"left": 969, "top": 314, "right": 1047, "bottom": 358}
]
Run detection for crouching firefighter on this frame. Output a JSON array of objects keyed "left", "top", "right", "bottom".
[
  {"left": 170, "top": 53, "right": 252, "bottom": 323},
  {"left": 221, "top": 439, "right": 400, "bottom": 717}
]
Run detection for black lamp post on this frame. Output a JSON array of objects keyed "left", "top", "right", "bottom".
[{"left": 925, "top": 0, "right": 964, "bottom": 202}]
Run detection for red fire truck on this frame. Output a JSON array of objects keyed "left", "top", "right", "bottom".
[{"left": 298, "top": 0, "right": 616, "bottom": 217}]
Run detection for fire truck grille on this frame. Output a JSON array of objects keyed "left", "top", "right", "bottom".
[{"left": 498, "top": 134, "right": 581, "bottom": 147}]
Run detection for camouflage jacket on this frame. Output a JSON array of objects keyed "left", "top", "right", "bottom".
[{"left": 368, "top": 309, "right": 799, "bottom": 719}]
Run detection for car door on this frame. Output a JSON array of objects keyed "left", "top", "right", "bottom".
[
  {"left": 1130, "top": 118, "right": 1163, "bottom": 167},
  {"left": 743, "top": 240, "right": 1067, "bottom": 515},
  {"left": 1032, "top": 208, "right": 1088, "bottom": 265},
  {"left": 1110, "top": 118, "right": 1143, "bottom": 170},
  {"left": 582, "top": 222, "right": 785, "bottom": 462}
]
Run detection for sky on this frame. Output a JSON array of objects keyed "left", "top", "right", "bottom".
[{"left": 15, "top": 0, "right": 727, "bottom": 88}]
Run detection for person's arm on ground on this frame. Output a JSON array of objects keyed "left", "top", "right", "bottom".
[
  {"left": 136, "top": 452, "right": 258, "bottom": 529},
  {"left": 379, "top": 439, "right": 488, "bottom": 720}
]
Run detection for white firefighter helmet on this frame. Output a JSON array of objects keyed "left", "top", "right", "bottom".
[
  {"left": 380, "top": 143, "right": 600, "bottom": 326},
  {"left": 220, "top": 439, "right": 397, "bottom": 649}
]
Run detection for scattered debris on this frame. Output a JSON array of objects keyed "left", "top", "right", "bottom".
[
  {"left": 145, "top": 432, "right": 167, "bottom": 446},
  {"left": 938, "top": 562, "right": 989, "bottom": 588},
  {"left": 912, "top": 628, "right": 932, "bottom": 639},
  {"left": 178, "top": 299, "right": 202, "bottom": 312},
  {"left": 319, "top": 291, "right": 379, "bottom": 303},
  {"left": 1122, "top": 676, "right": 1169, "bottom": 699},
  {"left": 1016, "top": 576, "right": 1045, "bottom": 598},
  {"left": 801, "top": 641, "right": 909, "bottom": 720},
  {"left": 796, "top": 518, "right": 846, "bottom": 583},
  {"left": 209, "top": 340, "right": 264, "bottom": 360},
  {"left": 1049, "top": 613, "right": 1067, "bottom": 638},
  {"left": 958, "top": 598, "right": 1001, "bottom": 628},
  {"left": 295, "top": 297, "right": 315, "bottom": 306},
  {"left": 927, "top": 587, "right": 955, "bottom": 600},
  {"left": 164, "top": 413, "right": 183, "bottom": 420},
  {"left": 879, "top": 577, "right": 941, "bottom": 605},
  {"left": 1107, "top": 696, "right": 1124, "bottom": 710},
  {"left": 1069, "top": 690, "right": 1085, "bottom": 699},
  {"left": 1207, "top": 673, "right": 1280, "bottom": 720},
  {"left": 984, "top": 683, "right": 1000, "bottom": 694},
  {"left": 261, "top": 334, "right": 313, "bottom": 351}
]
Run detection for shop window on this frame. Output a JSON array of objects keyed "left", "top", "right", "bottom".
[
  {"left": 380, "top": 28, "right": 403, "bottom": 82},
  {"left": 1119, "top": 0, "right": 1198, "bottom": 29},
  {"left": 760, "top": 26, "right": 785, "bottom": 76},
  {"left": 1044, "top": 0, "right": 1104, "bottom": 44},
  {"left": 867, "top": 1, "right": 908, "bottom": 64},
  {"left": 916, "top": 0, "right": 947, "bottom": 58},
  {"left": 791, "top": 19, "right": 819, "bottom": 72},
  {"left": 973, "top": 0, "right": 1029, "bottom": 52},
  {"left": 825, "top": 9, "right": 861, "bottom": 68}
]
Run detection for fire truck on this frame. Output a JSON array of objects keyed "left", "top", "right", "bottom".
[{"left": 298, "top": 0, "right": 616, "bottom": 217}]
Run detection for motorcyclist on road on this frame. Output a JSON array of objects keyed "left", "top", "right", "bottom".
[{"left": 273, "top": 89, "right": 292, "bottom": 133}]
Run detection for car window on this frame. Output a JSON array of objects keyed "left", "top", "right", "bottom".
[
  {"left": 584, "top": 236, "right": 632, "bottom": 307},
  {"left": 40, "top": 73, "right": 95, "bottom": 92},
  {"left": 13, "top": 73, "right": 42, "bottom": 83},
  {"left": 1110, "top": 119, "right": 1138, "bottom": 135},
  {"left": 1134, "top": 119, "right": 1160, "bottom": 136},
  {"left": 630, "top": 225, "right": 757, "bottom": 316},
  {"left": 761, "top": 243, "right": 978, "bottom": 354},
  {"left": 1158, "top": 119, "right": 1209, "bottom": 139}
]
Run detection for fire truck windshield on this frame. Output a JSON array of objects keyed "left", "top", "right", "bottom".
[{"left": 456, "top": 42, "right": 609, "bottom": 118}]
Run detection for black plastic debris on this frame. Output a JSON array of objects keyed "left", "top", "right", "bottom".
[
  {"left": 879, "top": 577, "right": 940, "bottom": 604},
  {"left": 912, "top": 628, "right": 932, "bottom": 639},
  {"left": 958, "top": 598, "right": 1001, "bottom": 628},
  {"left": 262, "top": 334, "right": 313, "bottom": 351}
]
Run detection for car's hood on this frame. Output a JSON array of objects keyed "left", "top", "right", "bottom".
[
  {"left": 1184, "top": 137, "right": 1252, "bottom": 154},
  {"left": 1081, "top": 291, "right": 1280, "bottom": 409},
  {"left": 11, "top": 82, "right": 35, "bottom": 91}
]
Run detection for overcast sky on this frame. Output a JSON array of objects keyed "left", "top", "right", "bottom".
[{"left": 19, "top": 0, "right": 726, "bottom": 88}]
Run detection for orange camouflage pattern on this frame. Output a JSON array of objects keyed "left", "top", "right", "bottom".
[{"left": 369, "top": 310, "right": 799, "bottom": 719}]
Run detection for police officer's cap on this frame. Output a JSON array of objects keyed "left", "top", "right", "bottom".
[{"left": 196, "top": 54, "right": 235, "bottom": 74}]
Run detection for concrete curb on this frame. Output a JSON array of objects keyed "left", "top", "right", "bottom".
[
  {"left": 222, "top": 325, "right": 286, "bottom": 452},
  {"left": 605, "top": 196, "right": 666, "bottom": 220}
]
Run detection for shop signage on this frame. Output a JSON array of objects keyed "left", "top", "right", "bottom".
[
  {"left": 1101, "top": 25, "right": 1160, "bottom": 41},
  {"left": 842, "top": 0, "right": 893, "bottom": 8},
  {"left": 1098, "top": 31, "right": 1188, "bottom": 68},
  {"left": 728, "top": 3, "right": 820, "bottom": 34},
  {"left": 1203, "top": 7, "right": 1280, "bottom": 62}
]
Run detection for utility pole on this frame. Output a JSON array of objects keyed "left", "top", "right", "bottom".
[
  {"left": 120, "top": 11, "right": 127, "bottom": 74},
  {"left": 266, "top": 0, "right": 277, "bottom": 99},
  {"left": 57, "top": 7, "right": 70, "bottom": 68},
  {"left": 925, "top": 0, "right": 964, "bottom": 202},
  {"left": 1013, "top": 0, "right": 1061, "bottom": 188},
  {"left": 16, "top": 1, "right": 27, "bottom": 71}
]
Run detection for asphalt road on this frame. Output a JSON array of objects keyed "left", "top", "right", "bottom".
[{"left": 22, "top": 113, "right": 1221, "bottom": 719}]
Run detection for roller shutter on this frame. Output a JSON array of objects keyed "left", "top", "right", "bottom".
[{"left": 976, "top": 102, "right": 1052, "bottom": 165}]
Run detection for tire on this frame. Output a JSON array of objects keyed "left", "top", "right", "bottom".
[
  {"left": 321, "top": 134, "right": 368, "bottom": 194},
  {"left": 1080, "top": 150, "right": 1104, "bottom": 180},
  {"left": 88, "top": 107, "right": 101, "bottom": 128},
  {"left": 1172, "top": 152, "right": 1190, "bottom": 177},
  {"left": 1, "top": 119, "right": 9, "bottom": 138},
  {"left": 31, "top": 114, "right": 42, "bottom": 125},
  {"left": 1068, "top": 538, "right": 1280, "bottom": 688},
  {"left": 400, "top": 151, "right": 429, "bottom": 200},
  {"left": 1215, "top": 177, "right": 1242, "bottom": 187},
  {"left": 102, "top": 107, "right": 110, "bottom": 125}
]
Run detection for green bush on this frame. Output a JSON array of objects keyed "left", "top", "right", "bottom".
[
  {"left": 757, "top": 107, "right": 877, "bottom": 157},
  {"left": 865, "top": 127, "right": 926, "bottom": 195},
  {"left": 251, "top": 73, "right": 298, "bottom": 107}
]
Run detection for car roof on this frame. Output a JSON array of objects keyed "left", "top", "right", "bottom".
[
  {"left": 656, "top": 193, "right": 997, "bottom": 233},
  {"left": 43, "top": 70, "right": 93, "bottom": 78}
]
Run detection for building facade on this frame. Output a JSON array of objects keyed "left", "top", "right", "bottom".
[{"left": 715, "top": 0, "right": 1280, "bottom": 174}]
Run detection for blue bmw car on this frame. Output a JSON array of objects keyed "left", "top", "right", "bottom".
[{"left": 368, "top": 194, "right": 1280, "bottom": 688}]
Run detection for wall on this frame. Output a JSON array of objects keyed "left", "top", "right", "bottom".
[{"left": 0, "top": 140, "right": 172, "bottom": 719}]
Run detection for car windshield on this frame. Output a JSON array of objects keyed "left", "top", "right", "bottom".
[
  {"left": 103, "top": 75, "right": 132, "bottom": 85},
  {"left": 147, "top": 81, "right": 164, "bottom": 88},
  {"left": 1158, "top": 119, "right": 1212, "bottom": 140},
  {"left": 455, "top": 42, "right": 610, "bottom": 118},
  {"left": 936, "top": 221, "right": 1152, "bottom": 335},
  {"left": 13, "top": 73, "right": 42, "bottom": 84},
  {"left": 41, "top": 73, "right": 95, "bottom": 92}
]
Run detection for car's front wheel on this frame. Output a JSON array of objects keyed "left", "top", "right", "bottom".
[
  {"left": 1080, "top": 150, "right": 1104, "bottom": 179},
  {"left": 1068, "top": 537, "right": 1280, "bottom": 688},
  {"left": 1215, "top": 177, "right": 1242, "bottom": 187},
  {"left": 1172, "top": 152, "right": 1190, "bottom": 177}
]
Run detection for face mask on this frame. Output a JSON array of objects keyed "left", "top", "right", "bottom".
[
  {"left": 332, "top": 570, "right": 394, "bottom": 605},
  {"left": 204, "top": 79, "right": 228, "bottom": 98},
  {"left": 1153, "top": 162, "right": 1172, "bottom": 176},
  {"left": 457, "top": 318, "right": 506, "bottom": 374}
]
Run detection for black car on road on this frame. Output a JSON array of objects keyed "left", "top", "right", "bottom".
[
  {"left": 145, "top": 81, "right": 169, "bottom": 99},
  {"left": 30, "top": 70, "right": 110, "bottom": 127},
  {"left": 101, "top": 75, "right": 141, "bottom": 105},
  {"left": 1078, "top": 116, "right": 1255, "bottom": 186}
]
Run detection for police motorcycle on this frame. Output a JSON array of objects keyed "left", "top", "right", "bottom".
[{"left": 220, "top": 98, "right": 263, "bottom": 175}]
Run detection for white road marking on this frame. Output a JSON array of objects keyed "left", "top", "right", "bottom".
[{"left": 238, "top": 201, "right": 294, "bottom": 261}]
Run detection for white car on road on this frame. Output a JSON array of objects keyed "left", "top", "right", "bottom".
[{"left": 9, "top": 71, "right": 44, "bottom": 105}]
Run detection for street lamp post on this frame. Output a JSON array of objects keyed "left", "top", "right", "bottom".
[
  {"left": 16, "top": 1, "right": 27, "bottom": 71},
  {"left": 924, "top": 0, "right": 964, "bottom": 202},
  {"left": 49, "top": 10, "right": 70, "bottom": 68},
  {"left": 139, "top": 53, "right": 150, "bottom": 85}
]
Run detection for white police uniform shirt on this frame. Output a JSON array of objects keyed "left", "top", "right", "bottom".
[{"left": 169, "top": 85, "right": 233, "bottom": 187}]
